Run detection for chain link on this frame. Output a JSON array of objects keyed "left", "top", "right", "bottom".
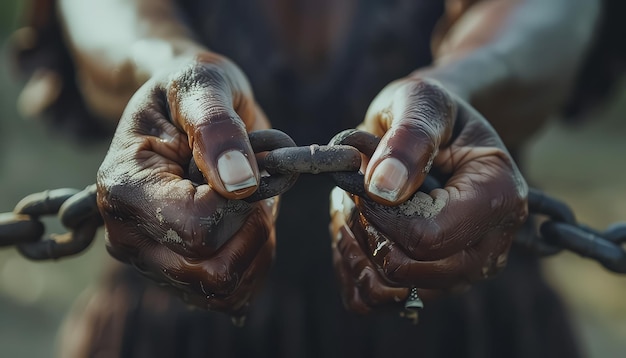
[
  {"left": 0, "top": 185, "right": 102, "bottom": 260},
  {"left": 1, "top": 129, "right": 624, "bottom": 276},
  {"left": 0, "top": 129, "right": 362, "bottom": 260},
  {"left": 509, "top": 188, "right": 626, "bottom": 273}
]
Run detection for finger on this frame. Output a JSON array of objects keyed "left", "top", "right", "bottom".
[
  {"left": 354, "top": 219, "right": 512, "bottom": 288},
  {"left": 331, "top": 213, "right": 461, "bottom": 309},
  {"left": 166, "top": 63, "right": 259, "bottom": 200},
  {"left": 356, "top": 266, "right": 411, "bottom": 307},
  {"left": 363, "top": 79, "right": 456, "bottom": 205},
  {"left": 331, "top": 188, "right": 409, "bottom": 310},
  {"left": 218, "top": 237, "right": 274, "bottom": 311},
  {"left": 102, "top": 192, "right": 271, "bottom": 316},
  {"left": 123, "top": 236, "right": 274, "bottom": 315},
  {"left": 99, "top": 85, "right": 262, "bottom": 255},
  {"left": 17, "top": 69, "right": 62, "bottom": 118},
  {"left": 130, "top": 205, "right": 272, "bottom": 295},
  {"left": 356, "top": 164, "right": 521, "bottom": 261},
  {"left": 330, "top": 188, "right": 374, "bottom": 313},
  {"left": 355, "top": 110, "right": 526, "bottom": 260},
  {"left": 101, "top": 121, "right": 268, "bottom": 257},
  {"left": 181, "top": 238, "right": 275, "bottom": 314},
  {"left": 99, "top": 173, "right": 250, "bottom": 257},
  {"left": 330, "top": 195, "right": 468, "bottom": 301},
  {"left": 333, "top": 224, "right": 410, "bottom": 311}
]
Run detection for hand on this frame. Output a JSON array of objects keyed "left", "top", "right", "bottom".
[
  {"left": 97, "top": 53, "right": 276, "bottom": 315},
  {"left": 330, "top": 77, "right": 528, "bottom": 314}
]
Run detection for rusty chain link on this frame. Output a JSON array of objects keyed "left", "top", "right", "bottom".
[{"left": 1, "top": 129, "right": 625, "bottom": 278}]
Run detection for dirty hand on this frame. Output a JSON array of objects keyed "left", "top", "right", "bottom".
[
  {"left": 97, "top": 54, "right": 276, "bottom": 315},
  {"left": 330, "top": 78, "right": 528, "bottom": 313}
]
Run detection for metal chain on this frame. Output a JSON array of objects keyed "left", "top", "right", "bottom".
[
  {"left": 0, "top": 129, "right": 362, "bottom": 260},
  {"left": 522, "top": 189, "right": 626, "bottom": 273},
  {"left": 0, "top": 185, "right": 101, "bottom": 260},
  {"left": 1, "top": 129, "right": 625, "bottom": 276}
]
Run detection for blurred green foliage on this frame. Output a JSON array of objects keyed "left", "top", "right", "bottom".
[{"left": 0, "top": 0, "right": 22, "bottom": 33}]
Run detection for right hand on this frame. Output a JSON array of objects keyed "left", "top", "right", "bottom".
[{"left": 96, "top": 53, "right": 277, "bottom": 315}]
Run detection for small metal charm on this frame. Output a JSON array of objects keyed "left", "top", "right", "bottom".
[
  {"left": 401, "top": 287, "right": 423, "bottom": 324},
  {"left": 404, "top": 287, "right": 423, "bottom": 310}
]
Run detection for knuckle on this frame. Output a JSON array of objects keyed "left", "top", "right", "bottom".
[
  {"left": 96, "top": 182, "right": 129, "bottom": 216},
  {"left": 204, "top": 258, "right": 241, "bottom": 295},
  {"left": 399, "top": 78, "right": 456, "bottom": 129},
  {"left": 505, "top": 199, "right": 529, "bottom": 229},
  {"left": 172, "top": 60, "right": 230, "bottom": 91},
  {"left": 403, "top": 78, "right": 451, "bottom": 104},
  {"left": 361, "top": 284, "right": 387, "bottom": 306},
  {"left": 168, "top": 55, "right": 248, "bottom": 99},
  {"left": 405, "top": 220, "right": 445, "bottom": 259},
  {"left": 492, "top": 173, "right": 529, "bottom": 229},
  {"left": 356, "top": 267, "right": 403, "bottom": 307},
  {"left": 381, "top": 254, "right": 409, "bottom": 283},
  {"left": 194, "top": 111, "right": 245, "bottom": 131}
]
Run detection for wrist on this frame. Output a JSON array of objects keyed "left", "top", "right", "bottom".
[
  {"left": 407, "top": 67, "right": 471, "bottom": 104},
  {"left": 406, "top": 54, "right": 545, "bottom": 150},
  {"left": 130, "top": 37, "right": 209, "bottom": 84},
  {"left": 407, "top": 48, "right": 512, "bottom": 106},
  {"left": 75, "top": 38, "right": 210, "bottom": 120},
  {"left": 58, "top": 0, "right": 210, "bottom": 96}
]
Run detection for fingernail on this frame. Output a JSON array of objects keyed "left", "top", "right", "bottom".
[
  {"left": 217, "top": 150, "right": 257, "bottom": 192},
  {"left": 368, "top": 158, "right": 408, "bottom": 202}
]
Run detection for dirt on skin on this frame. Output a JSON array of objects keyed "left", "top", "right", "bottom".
[{"left": 1, "top": 43, "right": 626, "bottom": 358}]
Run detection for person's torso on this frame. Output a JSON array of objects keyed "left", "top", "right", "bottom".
[
  {"left": 179, "top": 0, "right": 444, "bottom": 144},
  {"left": 95, "top": 4, "right": 582, "bottom": 358}
]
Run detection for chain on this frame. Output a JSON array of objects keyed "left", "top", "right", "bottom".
[
  {"left": 1, "top": 129, "right": 625, "bottom": 277},
  {"left": 519, "top": 189, "right": 626, "bottom": 273},
  {"left": 0, "top": 129, "right": 362, "bottom": 260},
  {"left": 0, "top": 185, "right": 101, "bottom": 260}
]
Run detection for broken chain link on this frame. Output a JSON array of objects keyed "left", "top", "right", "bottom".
[{"left": 1, "top": 128, "right": 625, "bottom": 277}]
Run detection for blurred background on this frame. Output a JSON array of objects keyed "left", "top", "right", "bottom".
[{"left": 1, "top": 1, "right": 625, "bottom": 357}]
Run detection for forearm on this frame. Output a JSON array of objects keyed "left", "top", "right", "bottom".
[
  {"left": 416, "top": 0, "right": 602, "bottom": 148},
  {"left": 58, "top": 0, "right": 206, "bottom": 119}
]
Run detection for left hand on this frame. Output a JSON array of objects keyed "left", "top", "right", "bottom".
[{"left": 330, "top": 77, "right": 528, "bottom": 314}]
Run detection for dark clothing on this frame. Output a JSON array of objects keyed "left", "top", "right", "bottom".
[
  {"left": 564, "top": 0, "right": 626, "bottom": 120},
  {"left": 179, "top": 0, "right": 443, "bottom": 145},
  {"left": 99, "top": 247, "right": 578, "bottom": 358}
]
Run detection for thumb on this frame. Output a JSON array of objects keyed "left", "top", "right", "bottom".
[
  {"left": 363, "top": 79, "right": 456, "bottom": 205},
  {"left": 167, "top": 65, "right": 259, "bottom": 200}
]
